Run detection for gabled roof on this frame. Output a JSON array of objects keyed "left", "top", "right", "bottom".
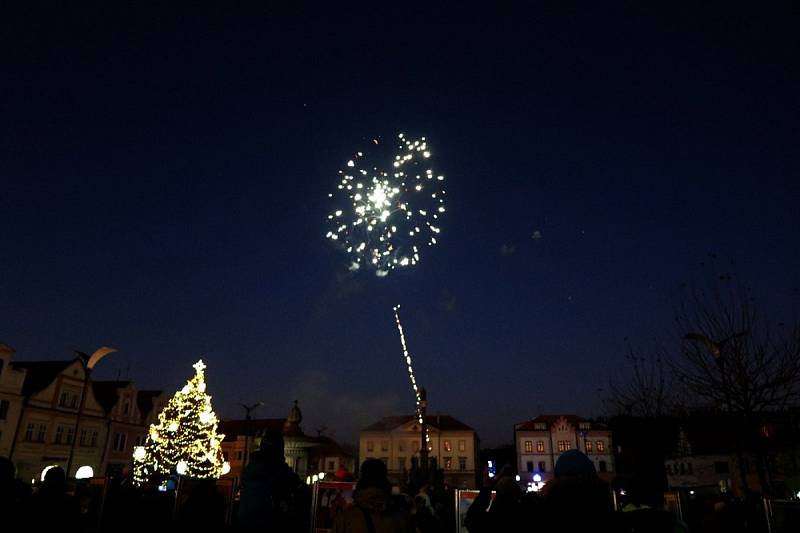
[
  {"left": 10, "top": 359, "right": 78, "bottom": 396},
  {"left": 219, "top": 418, "right": 287, "bottom": 441},
  {"left": 515, "top": 415, "right": 609, "bottom": 431},
  {"left": 137, "top": 390, "right": 164, "bottom": 419},
  {"left": 92, "top": 380, "right": 131, "bottom": 413},
  {"left": 362, "top": 414, "right": 474, "bottom": 432}
]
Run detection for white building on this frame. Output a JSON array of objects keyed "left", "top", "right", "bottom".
[
  {"left": 515, "top": 415, "right": 614, "bottom": 483},
  {"left": 360, "top": 414, "right": 479, "bottom": 488}
]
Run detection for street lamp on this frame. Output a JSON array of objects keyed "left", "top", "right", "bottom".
[{"left": 65, "top": 346, "right": 116, "bottom": 478}]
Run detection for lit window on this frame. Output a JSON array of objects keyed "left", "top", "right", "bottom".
[
  {"left": 536, "top": 440, "right": 544, "bottom": 452},
  {"left": 444, "top": 457, "right": 452, "bottom": 470},
  {"left": 558, "top": 440, "right": 571, "bottom": 452},
  {"left": 444, "top": 440, "right": 452, "bottom": 452},
  {"left": 585, "top": 441, "right": 593, "bottom": 453},
  {"left": 596, "top": 440, "right": 605, "bottom": 452},
  {"left": 524, "top": 440, "right": 533, "bottom": 453},
  {"left": 381, "top": 440, "right": 389, "bottom": 452}
]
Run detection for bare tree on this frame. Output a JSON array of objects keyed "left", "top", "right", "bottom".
[
  {"left": 671, "top": 273, "right": 800, "bottom": 495},
  {"left": 607, "top": 345, "right": 675, "bottom": 419}
]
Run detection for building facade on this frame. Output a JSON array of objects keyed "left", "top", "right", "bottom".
[
  {"left": 8, "top": 358, "right": 109, "bottom": 481},
  {"left": 515, "top": 415, "right": 614, "bottom": 483},
  {"left": 93, "top": 381, "right": 165, "bottom": 477},
  {"left": 0, "top": 344, "right": 25, "bottom": 457},
  {"left": 220, "top": 401, "right": 354, "bottom": 483},
  {"left": 360, "top": 414, "right": 479, "bottom": 488}
]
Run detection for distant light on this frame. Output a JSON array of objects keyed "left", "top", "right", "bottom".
[
  {"left": 689, "top": 490, "right": 695, "bottom": 496},
  {"left": 133, "top": 446, "right": 146, "bottom": 461},
  {"left": 40, "top": 465, "right": 58, "bottom": 482},
  {"left": 75, "top": 466, "right": 94, "bottom": 480},
  {"left": 488, "top": 473, "right": 495, "bottom": 478},
  {"left": 221, "top": 462, "right": 231, "bottom": 475},
  {"left": 176, "top": 461, "right": 188, "bottom": 475},
  {"left": 306, "top": 476, "right": 312, "bottom": 484},
  {"left": 515, "top": 475, "right": 520, "bottom": 482},
  {"left": 533, "top": 474, "right": 542, "bottom": 483},
  {"left": 318, "top": 472, "right": 326, "bottom": 480},
  {"left": 488, "top": 461, "right": 493, "bottom": 467},
  {"left": 620, "top": 489, "right": 626, "bottom": 496}
]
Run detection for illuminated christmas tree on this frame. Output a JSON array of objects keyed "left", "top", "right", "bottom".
[{"left": 133, "top": 359, "right": 229, "bottom": 485}]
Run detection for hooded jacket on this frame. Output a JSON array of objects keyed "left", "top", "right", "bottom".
[{"left": 334, "top": 486, "right": 413, "bottom": 533}]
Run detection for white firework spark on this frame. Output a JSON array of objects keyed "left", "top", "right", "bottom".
[{"left": 326, "top": 134, "right": 445, "bottom": 276}]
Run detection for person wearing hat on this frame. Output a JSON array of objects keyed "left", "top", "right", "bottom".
[{"left": 541, "top": 449, "right": 615, "bottom": 530}]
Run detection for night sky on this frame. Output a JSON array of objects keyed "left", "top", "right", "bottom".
[{"left": 3, "top": 4, "right": 799, "bottom": 445}]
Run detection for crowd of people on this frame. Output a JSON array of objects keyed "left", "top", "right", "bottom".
[{"left": 0, "top": 435, "right": 778, "bottom": 532}]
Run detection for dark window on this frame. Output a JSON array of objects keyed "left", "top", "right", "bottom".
[
  {"left": 0, "top": 400, "right": 9, "bottom": 420},
  {"left": 714, "top": 461, "right": 730, "bottom": 474},
  {"left": 599, "top": 460, "right": 607, "bottom": 473},
  {"left": 237, "top": 451, "right": 243, "bottom": 460},
  {"left": 223, "top": 452, "right": 229, "bottom": 461},
  {"left": 25, "top": 423, "right": 34, "bottom": 441},
  {"left": 538, "top": 461, "right": 546, "bottom": 472},
  {"left": 687, "top": 462, "right": 693, "bottom": 474},
  {"left": 55, "top": 426, "right": 64, "bottom": 444},
  {"left": 328, "top": 461, "right": 335, "bottom": 471},
  {"left": 0, "top": 359, "right": 4, "bottom": 375},
  {"left": 37, "top": 424, "right": 47, "bottom": 442},
  {"left": 458, "top": 457, "right": 467, "bottom": 471},
  {"left": 526, "top": 461, "right": 534, "bottom": 472}
]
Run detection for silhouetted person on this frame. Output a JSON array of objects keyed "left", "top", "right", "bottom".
[
  {"left": 412, "top": 493, "right": 442, "bottom": 533},
  {"left": 334, "top": 458, "right": 413, "bottom": 533},
  {"left": 178, "top": 478, "right": 226, "bottom": 531},
  {"left": 28, "top": 466, "right": 82, "bottom": 532},
  {"left": 237, "top": 431, "right": 308, "bottom": 532},
  {"left": 465, "top": 476, "right": 524, "bottom": 533},
  {"left": 0, "top": 457, "right": 30, "bottom": 531},
  {"left": 541, "top": 449, "right": 614, "bottom": 530},
  {"left": 617, "top": 460, "right": 689, "bottom": 533}
]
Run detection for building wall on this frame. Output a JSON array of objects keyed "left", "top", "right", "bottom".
[
  {"left": 102, "top": 383, "right": 149, "bottom": 474},
  {"left": 516, "top": 417, "right": 614, "bottom": 483},
  {"left": 359, "top": 421, "right": 478, "bottom": 488},
  {"left": 0, "top": 352, "right": 25, "bottom": 457},
  {"left": 11, "top": 361, "right": 108, "bottom": 481}
]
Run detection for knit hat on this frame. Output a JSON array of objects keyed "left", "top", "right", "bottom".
[{"left": 554, "top": 449, "right": 596, "bottom": 478}]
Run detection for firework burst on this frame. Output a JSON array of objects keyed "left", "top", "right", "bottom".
[{"left": 326, "top": 134, "right": 445, "bottom": 276}]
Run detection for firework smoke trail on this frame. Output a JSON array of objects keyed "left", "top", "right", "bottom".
[{"left": 326, "top": 134, "right": 445, "bottom": 276}]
